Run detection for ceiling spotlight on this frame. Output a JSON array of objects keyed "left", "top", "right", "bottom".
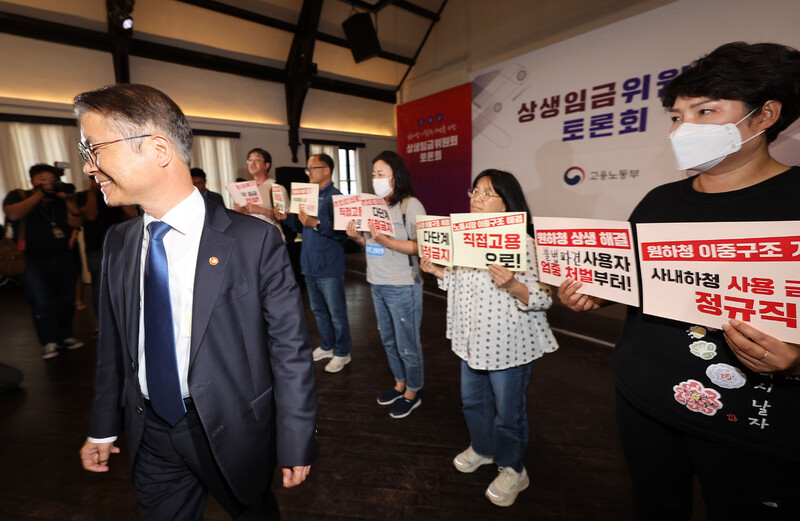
[{"left": 107, "top": 0, "right": 134, "bottom": 31}]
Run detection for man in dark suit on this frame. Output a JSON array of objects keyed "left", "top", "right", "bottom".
[
  {"left": 76, "top": 84, "right": 317, "bottom": 520},
  {"left": 190, "top": 167, "right": 226, "bottom": 207}
]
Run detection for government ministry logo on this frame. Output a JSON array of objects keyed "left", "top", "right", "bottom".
[{"left": 563, "top": 167, "right": 585, "bottom": 185}]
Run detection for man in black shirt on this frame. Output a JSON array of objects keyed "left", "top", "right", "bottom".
[
  {"left": 3, "top": 164, "right": 85, "bottom": 359},
  {"left": 76, "top": 176, "right": 134, "bottom": 319}
]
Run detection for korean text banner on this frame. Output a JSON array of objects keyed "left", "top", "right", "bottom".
[
  {"left": 416, "top": 215, "right": 452, "bottom": 267},
  {"left": 469, "top": 0, "right": 800, "bottom": 221},
  {"left": 396, "top": 83, "right": 472, "bottom": 217},
  {"left": 637, "top": 221, "right": 800, "bottom": 343},
  {"left": 289, "top": 182, "right": 319, "bottom": 216},
  {"left": 533, "top": 216, "right": 639, "bottom": 306},
  {"left": 451, "top": 212, "right": 527, "bottom": 270}
]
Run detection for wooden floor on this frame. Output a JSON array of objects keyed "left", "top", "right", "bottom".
[{"left": 0, "top": 256, "right": 706, "bottom": 521}]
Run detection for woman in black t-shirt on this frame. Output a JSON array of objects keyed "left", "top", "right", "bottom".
[{"left": 559, "top": 42, "right": 800, "bottom": 520}]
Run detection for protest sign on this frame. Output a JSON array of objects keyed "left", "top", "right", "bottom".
[
  {"left": 637, "top": 221, "right": 800, "bottom": 343},
  {"left": 332, "top": 194, "right": 362, "bottom": 231},
  {"left": 271, "top": 184, "right": 288, "bottom": 213},
  {"left": 450, "top": 212, "right": 527, "bottom": 270},
  {"left": 289, "top": 182, "right": 319, "bottom": 216},
  {"left": 416, "top": 216, "right": 453, "bottom": 267},
  {"left": 533, "top": 216, "right": 638, "bottom": 306},
  {"left": 226, "top": 181, "right": 262, "bottom": 206}
]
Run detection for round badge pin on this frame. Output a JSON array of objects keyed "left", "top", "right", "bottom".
[{"left": 209, "top": 257, "right": 219, "bottom": 266}]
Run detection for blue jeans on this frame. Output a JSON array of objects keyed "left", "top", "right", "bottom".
[
  {"left": 461, "top": 360, "right": 533, "bottom": 472},
  {"left": 306, "top": 275, "right": 351, "bottom": 357},
  {"left": 371, "top": 283, "right": 424, "bottom": 391},
  {"left": 23, "top": 252, "right": 77, "bottom": 345}
]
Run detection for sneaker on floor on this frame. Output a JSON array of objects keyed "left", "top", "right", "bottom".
[
  {"left": 389, "top": 395, "right": 421, "bottom": 419},
  {"left": 59, "top": 338, "right": 84, "bottom": 350},
  {"left": 324, "top": 355, "right": 351, "bottom": 373},
  {"left": 42, "top": 342, "right": 60, "bottom": 360},
  {"left": 453, "top": 446, "right": 494, "bottom": 473},
  {"left": 312, "top": 347, "right": 334, "bottom": 361},
  {"left": 485, "top": 466, "right": 529, "bottom": 507},
  {"left": 377, "top": 388, "right": 405, "bottom": 405}
]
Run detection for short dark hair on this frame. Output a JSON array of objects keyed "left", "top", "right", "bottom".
[
  {"left": 661, "top": 41, "right": 800, "bottom": 144},
  {"left": 247, "top": 148, "right": 272, "bottom": 170},
  {"left": 472, "top": 169, "right": 534, "bottom": 237},
  {"left": 29, "top": 163, "right": 60, "bottom": 179},
  {"left": 190, "top": 167, "right": 206, "bottom": 179},
  {"left": 372, "top": 150, "right": 416, "bottom": 206},
  {"left": 311, "top": 153, "right": 335, "bottom": 171},
  {"left": 73, "top": 84, "right": 193, "bottom": 163}
]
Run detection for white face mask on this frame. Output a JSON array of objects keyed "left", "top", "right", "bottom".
[
  {"left": 668, "top": 108, "right": 765, "bottom": 171},
  {"left": 372, "top": 177, "right": 393, "bottom": 198}
]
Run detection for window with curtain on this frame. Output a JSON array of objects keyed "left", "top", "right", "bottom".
[
  {"left": 0, "top": 120, "right": 84, "bottom": 201},
  {"left": 306, "top": 140, "right": 365, "bottom": 195},
  {"left": 190, "top": 133, "right": 240, "bottom": 207}
]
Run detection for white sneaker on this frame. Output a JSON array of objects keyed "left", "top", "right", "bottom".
[
  {"left": 485, "top": 466, "right": 529, "bottom": 507},
  {"left": 60, "top": 338, "right": 84, "bottom": 350},
  {"left": 453, "top": 446, "right": 493, "bottom": 473},
  {"left": 312, "top": 347, "right": 334, "bottom": 361},
  {"left": 42, "top": 342, "right": 60, "bottom": 360},
  {"left": 325, "top": 355, "right": 351, "bottom": 373}
]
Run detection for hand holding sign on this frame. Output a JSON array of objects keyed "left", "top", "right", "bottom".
[
  {"left": 722, "top": 320, "right": 800, "bottom": 375},
  {"left": 420, "top": 256, "right": 444, "bottom": 280},
  {"left": 298, "top": 210, "right": 319, "bottom": 229},
  {"left": 557, "top": 279, "right": 606, "bottom": 311}
]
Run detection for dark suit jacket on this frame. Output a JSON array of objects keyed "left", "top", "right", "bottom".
[
  {"left": 89, "top": 199, "right": 318, "bottom": 504},
  {"left": 203, "top": 189, "right": 225, "bottom": 208}
]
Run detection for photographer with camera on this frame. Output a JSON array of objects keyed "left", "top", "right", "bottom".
[{"left": 3, "top": 163, "right": 85, "bottom": 359}]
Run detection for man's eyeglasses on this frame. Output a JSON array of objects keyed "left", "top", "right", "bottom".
[
  {"left": 78, "top": 135, "right": 152, "bottom": 166},
  {"left": 467, "top": 188, "right": 502, "bottom": 202},
  {"left": 305, "top": 166, "right": 328, "bottom": 175}
]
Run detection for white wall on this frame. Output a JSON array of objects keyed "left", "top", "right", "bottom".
[{"left": 400, "top": 0, "right": 677, "bottom": 103}]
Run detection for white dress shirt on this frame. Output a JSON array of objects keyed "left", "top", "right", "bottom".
[{"left": 138, "top": 188, "right": 206, "bottom": 399}]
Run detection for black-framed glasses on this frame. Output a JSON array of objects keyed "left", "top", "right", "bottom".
[
  {"left": 305, "top": 165, "right": 328, "bottom": 175},
  {"left": 78, "top": 135, "right": 152, "bottom": 166},
  {"left": 467, "top": 188, "right": 502, "bottom": 202}
]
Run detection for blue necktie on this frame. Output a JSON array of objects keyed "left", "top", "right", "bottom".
[{"left": 144, "top": 221, "right": 186, "bottom": 426}]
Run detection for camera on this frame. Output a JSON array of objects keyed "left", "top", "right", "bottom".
[{"left": 51, "top": 181, "right": 76, "bottom": 195}]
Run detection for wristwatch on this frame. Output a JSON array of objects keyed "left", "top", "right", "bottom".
[{"left": 313, "top": 222, "right": 320, "bottom": 232}]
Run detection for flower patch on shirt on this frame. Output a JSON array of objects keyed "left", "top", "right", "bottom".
[
  {"left": 689, "top": 340, "right": 717, "bottom": 360},
  {"left": 687, "top": 325, "right": 707, "bottom": 339},
  {"left": 705, "top": 363, "right": 747, "bottom": 389},
  {"left": 673, "top": 379, "right": 723, "bottom": 416}
]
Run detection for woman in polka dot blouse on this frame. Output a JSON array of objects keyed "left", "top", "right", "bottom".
[{"left": 421, "top": 169, "right": 558, "bottom": 507}]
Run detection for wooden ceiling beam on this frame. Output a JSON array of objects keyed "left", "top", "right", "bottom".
[
  {"left": 341, "top": 0, "right": 438, "bottom": 20},
  {"left": 284, "top": 0, "right": 325, "bottom": 162},
  {"left": 177, "top": 0, "right": 414, "bottom": 65},
  {"left": 0, "top": 9, "right": 395, "bottom": 104}
]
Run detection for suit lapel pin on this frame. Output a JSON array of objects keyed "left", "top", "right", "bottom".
[{"left": 209, "top": 257, "right": 219, "bottom": 266}]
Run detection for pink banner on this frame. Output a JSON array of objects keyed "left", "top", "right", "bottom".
[{"left": 397, "top": 83, "right": 472, "bottom": 216}]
